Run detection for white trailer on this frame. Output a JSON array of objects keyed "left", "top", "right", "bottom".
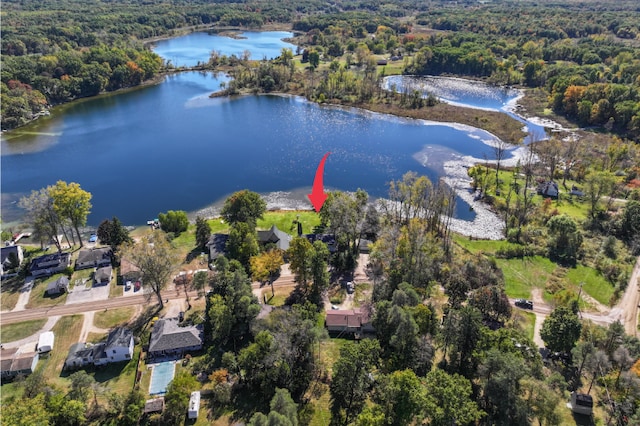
[
  {"left": 187, "top": 391, "right": 200, "bottom": 419},
  {"left": 37, "top": 331, "right": 54, "bottom": 353}
]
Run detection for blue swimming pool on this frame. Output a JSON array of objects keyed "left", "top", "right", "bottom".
[{"left": 149, "top": 361, "right": 176, "bottom": 395}]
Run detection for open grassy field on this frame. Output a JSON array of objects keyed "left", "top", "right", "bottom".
[
  {"left": 512, "top": 310, "right": 536, "bottom": 342},
  {"left": 39, "top": 314, "right": 83, "bottom": 390},
  {"left": 565, "top": 265, "right": 615, "bottom": 306},
  {"left": 26, "top": 274, "right": 68, "bottom": 309},
  {"left": 0, "top": 318, "right": 47, "bottom": 343},
  {"left": 496, "top": 256, "right": 557, "bottom": 299},
  {"left": 94, "top": 306, "right": 137, "bottom": 329}
]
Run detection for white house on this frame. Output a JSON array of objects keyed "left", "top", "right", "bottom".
[
  {"left": 188, "top": 391, "right": 201, "bottom": 419},
  {"left": 93, "top": 327, "right": 134, "bottom": 366},
  {"left": 38, "top": 331, "right": 55, "bottom": 354}
]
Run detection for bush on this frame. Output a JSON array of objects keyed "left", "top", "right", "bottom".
[{"left": 158, "top": 210, "right": 189, "bottom": 235}]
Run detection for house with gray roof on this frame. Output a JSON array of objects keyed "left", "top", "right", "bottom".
[
  {"left": 46, "top": 276, "right": 69, "bottom": 295},
  {"left": 64, "top": 342, "right": 103, "bottom": 371},
  {"left": 75, "top": 247, "right": 112, "bottom": 270},
  {"left": 206, "top": 233, "right": 229, "bottom": 262},
  {"left": 29, "top": 252, "right": 71, "bottom": 277},
  {"left": 94, "top": 327, "right": 134, "bottom": 365},
  {"left": 148, "top": 318, "right": 203, "bottom": 358},
  {"left": 94, "top": 265, "right": 113, "bottom": 286},
  {"left": 257, "top": 225, "right": 291, "bottom": 251},
  {"left": 1, "top": 245, "right": 24, "bottom": 276}
]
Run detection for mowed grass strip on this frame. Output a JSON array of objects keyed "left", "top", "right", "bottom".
[
  {"left": 94, "top": 306, "right": 136, "bottom": 329},
  {"left": 39, "top": 314, "right": 83, "bottom": 390},
  {"left": 565, "top": 264, "right": 615, "bottom": 306},
  {"left": 258, "top": 211, "right": 321, "bottom": 236},
  {"left": 0, "top": 318, "right": 47, "bottom": 343},
  {"left": 496, "top": 256, "right": 557, "bottom": 299},
  {"left": 26, "top": 275, "right": 68, "bottom": 309},
  {"left": 512, "top": 310, "right": 536, "bottom": 342}
]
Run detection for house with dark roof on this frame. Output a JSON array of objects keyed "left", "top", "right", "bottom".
[
  {"left": 46, "top": 276, "right": 69, "bottom": 295},
  {"left": 1, "top": 348, "right": 39, "bottom": 379},
  {"left": 144, "top": 397, "right": 165, "bottom": 414},
  {"left": 93, "top": 327, "right": 134, "bottom": 365},
  {"left": 537, "top": 180, "right": 559, "bottom": 198},
  {"left": 64, "top": 343, "right": 102, "bottom": 370},
  {"left": 325, "top": 308, "right": 374, "bottom": 337},
  {"left": 29, "top": 252, "right": 71, "bottom": 277},
  {"left": 94, "top": 265, "right": 113, "bottom": 286},
  {"left": 1, "top": 245, "right": 24, "bottom": 275},
  {"left": 148, "top": 318, "right": 203, "bottom": 358},
  {"left": 75, "top": 247, "right": 112, "bottom": 270},
  {"left": 206, "top": 233, "right": 229, "bottom": 262},
  {"left": 305, "top": 234, "right": 338, "bottom": 253},
  {"left": 257, "top": 225, "right": 292, "bottom": 251}
]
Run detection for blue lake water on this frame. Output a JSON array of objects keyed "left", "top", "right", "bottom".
[
  {"left": 152, "top": 31, "right": 296, "bottom": 67},
  {"left": 1, "top": 71, "right": 498, "bottom": 225}
]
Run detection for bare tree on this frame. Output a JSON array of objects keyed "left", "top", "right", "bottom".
[
  {"left": 120, "top": 230, "right": 180, "bottom": 309},
  {"left": 18, "top": 188, "right": 62, "bottom": 251},
  {"left": 493, "top": 138, "right": 509, "bottom": 195}
]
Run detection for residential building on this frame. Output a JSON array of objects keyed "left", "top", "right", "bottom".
[
  {"left": 64, "top": 343, "right": 103, "bottom": 370},
  {"left": 0, "top": 349, "right": 39, "bottom": 379},
  {"left": 537, "top": 180, "right": 559, "bottom": 198},
  {"left": 94, "top": 265, "right": 113, "bottom": 286},
  {"left": 75, "top": 247, "right": 112, "bottom": 270},
  {"left": 325, "top": 308, "right": 374, "bottom": 337},
  {"left": 206, "top": 233, "right": 229, "bottom": 262},
  {"left": 1, "top": 245, "right": 24, "bottom": 275},
  {"left": 257, "top": 225, "right": 292, "bottom": 251},
  {"left": 46, "top": 276, "right": 69, "bottom": 295},
  {"left": 29, "top": 252, "right": 71, "bottom": 277},
  {"left": 148, "top": 317, "right": 203, "bottom": 358},
  {"left": 119, "top": 257, "right": 142, "bottom": 282},
  {"left": 93, "top": 327, "right": 134, "bottom": 365}
]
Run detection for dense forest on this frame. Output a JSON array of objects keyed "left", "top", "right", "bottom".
[{"left": 2, "top": 1, "right": 640, "bottom": 425}]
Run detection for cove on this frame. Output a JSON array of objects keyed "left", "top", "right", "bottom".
[
  {"left": 151, "top": 31, "right": 297, "bottom": 67},
  {"left": 0, "top": 71, "right": 503, "bottom": 226}
]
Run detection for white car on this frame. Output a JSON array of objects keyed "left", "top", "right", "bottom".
[{"left": 125, "top": 281, "right": 132, "bottom": 291}]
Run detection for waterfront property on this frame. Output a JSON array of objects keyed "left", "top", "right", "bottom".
[
  {"left": 29, "top": 252, "right": 71, "bottom": 277},
  {"left": 75, "top": 247, "right": 112, "bottom": 270},
  {"left": 148, "top": 318, "right": 203, "bottom": 359},
  {"left": 206, "top": 234, "right": 229, "bottom": 262},
  {"left": 257, "top": 225, "right": 291, "bottom": 251}
]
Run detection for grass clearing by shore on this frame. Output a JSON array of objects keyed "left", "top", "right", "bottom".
[
  {"left": 26, "top": 275, "right": 68, "bottom": 309},
  {"left": 1, "top": 318, "right": 47, "bottom": 343},
  {"left": 258, "top": 211, "right": 321, "bottom": 236},
  {"left": 94, "top": 306, "right": 137, "bottom": 329}
]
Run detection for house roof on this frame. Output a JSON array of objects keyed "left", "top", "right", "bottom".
[
  {"left": 119, "top": 257, "right": 141, "bottom": 277},
  {"left": 76, "top": 247, "right": 112, "bottom": 266},
  {"left": 56, "top": 276, "right": 70, "bottom": 286},
  {"left": 257, "top": 225, "right": 291, "bottom": 250},
  {"left": 1, "top": 245, "right": 22, "bottom": 265},
  {"left": 105, "top": 327, "right": 133, "bottom": 350},
  {"left": 11, "top": 352, "right": 38, "bottom": 372},
  {"left": 149, "top": 318, "right": 202, "bottom": 353},
  {"left": 0, "top": 348, "right": 19, "bottom": 372},
  {"left": 325, "top": 308, "right": 370, "bottom": 328},
  {"left": 30, "top": 252, "right": 70, "bottom": 271},
  {"left": 206, "top": 234, "right": 229, "bottom": 259},
  {"left": 95, "top": 265, "right": 112, "bottom": 281},
  {"left": 144, "top": 397, "right": 165, "bottom": 413},
  {"left": 38, "top": 331, "right": 54, "bottom": 349}
]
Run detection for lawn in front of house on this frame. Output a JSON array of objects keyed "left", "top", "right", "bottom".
[
  {"left": 25, "top": 274, "right": 68, "bottom": 309},
  {"left": 263, "top": 284, "right": 295, "bottom": 306},
  {"left": 0, "top": 318, "right": 47, "bottom": 343},
  {"left": 94, "top": 306, "right": 137, "bottom": 329},
  {"left": 39, "top": 314, "right": 83, "bottom": 390},
  {"left": 0, "top": 275, "right": 23, "bottom": 311}
]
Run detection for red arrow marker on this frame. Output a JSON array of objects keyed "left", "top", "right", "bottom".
[{"left": 308, "top": 152, "right": 331, "bottom": 212}]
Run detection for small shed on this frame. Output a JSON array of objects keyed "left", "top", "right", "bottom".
[
  {"left": 46, "top": 276, "right": 69, "bottom": 295},
  {"left": 570, "top": 391, "right": 593, "bottom": 416},
  {"left": 95, "top": 265, "right": 113, "bottom": 285},
  {"left": 144, "top": 397, "right": 165, "bottom": 414},
  {"left": 188, "top": 391, "right": 201, "bottom": 419},
  {"left": 38, "top": 331, "right": 55, "bottom": 353}
]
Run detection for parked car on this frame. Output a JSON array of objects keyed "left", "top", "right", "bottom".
[
  {"left": 88, "top": 234, "right": 97, "bottom": 243},
  {"left": 134, "top": 281, "right": 141, "bottom": 292},
  {"left": 515, "top": 299, "right": 534, "bottom": 309},
  {"left": 125, "top": 281, "right": 131, "bottom": 291}
]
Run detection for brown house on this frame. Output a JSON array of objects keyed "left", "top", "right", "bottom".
[{"left": 325, "top": 308, "right": 374, "bottom": 337}]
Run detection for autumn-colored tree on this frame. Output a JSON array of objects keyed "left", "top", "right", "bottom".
[
  {"left": 50, "top": 181, "right": 92, "bottom": 247},
  {"left": 250, "top": 249, "right": 284, "bottom": 297}
]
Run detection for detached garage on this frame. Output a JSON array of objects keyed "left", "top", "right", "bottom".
[{"left": 38, "top": 331, "right": 54, "bottom": 354}]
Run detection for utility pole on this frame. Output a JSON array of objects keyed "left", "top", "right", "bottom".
[{"left": 576, "top": 282, "right": 584, "bottom": 319}]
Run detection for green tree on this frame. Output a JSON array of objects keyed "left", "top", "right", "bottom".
[
  {"left": 120, "top": 230, "right": 179, "bottom": 308},
  {"left": 96, "top": 216, "right": 131, "bottom": 249},
  {"left": 158, "top": 210, "right": 189, "bottom": 235},
  {"left": 68, "top": 370, "right": 95, "bottom": 401},
  {"left": 584, "top": 170, "right": 617, "bottom": 222},
  {"left": 620, "top": 200, "right": 640, "bottom": 243},
  {"left": 49, "top": 181, "right": 92, "bottom": 247},
  {"left": 2, "top": 393, "right": 51, "bottom": 425},
  {"left": 195, "top": 216, "right": 211, "bottom": 250},
  {"left": 442, "top": 305, "right": 483, "bottom": 375},
  {"left": 47, "top": 393, "right": 87, "bottom": 426},
  {"left": 546, "top": 214, "right": 583, "bottom": 265},
  {"left": 18, "top": 187, "right": 63, "bottom": 251},
  {"left": 371, "top": 369, "right": 426, "bottom": 426},
  {"left": 221, "top": 190, "right": 266, "bottom": 230},
  {"left": 227, "top": 222, "right": 259, "bottom": 268},
  {"left": 540, "top": 306, "right": 582, "bottom": 354},
  {"left": 163, "top": 371, "right": 198, "bottom": 425},
  {"left": 330, "top": 339, "right": 380, "bottom": 425},
  {"left": 423, "top": 368, "right": 484, "bottom": 426}
]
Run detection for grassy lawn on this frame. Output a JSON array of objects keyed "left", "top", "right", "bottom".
[
  {"left": 353, "top": 283, "right": 372, "bottom": 307},
  {"left": 92, "top": 346, "right": 140, "bottom": 396},
  {"left": 0, "top": 381, "right": 23, "bottom": 404},
  {"left": 512, "top": 310, "right": 536, "bottom": 342},
  {"left": 565, "top": 265, "right": 615, "bottom": 306},
  {"left": 264, "top": 285, "right": 295, "bottom": 306},
  {"left": 94, "top": 306, "right": 136, "bottom": 329},
  {"left": 109, "top": 279, "right": 122, "bottom": 298},
  {"left": 258, "top": 211, "right": 321, "bottom": 236},
  {"left": 25, "top": 274, "right": 68, "bottom": 309},
  {"left": 70, "top": 268, "right": 93, "bottom": 289},
  {"left": 0, "top": 318, "right": 47, "bottom": 343},
  {"left": 0, "top": 275, "right": 23, "bottom": 311},
  {"left": 39, "top": 314, "right": 83, "bottom": 390},
  {"left": 496, "top": 256, "right": 557, "bottom": 299},
  {"left": 453, "top": 236, "right": 515, "bottom": 255}
]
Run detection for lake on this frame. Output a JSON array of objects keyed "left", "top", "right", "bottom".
[
  {"left": 152, "top": 31, "right": 297, "bottom": 67},
  {"left": 1, "top": 32, "right": 525, "bottom": 227}
]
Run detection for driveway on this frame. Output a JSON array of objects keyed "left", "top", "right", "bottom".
[
  {"left": 66, "top": 282, "right": 110, "bottom": 305},
  {"left": 11, "top": 276, "right": 36, "bottom": 312}
]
